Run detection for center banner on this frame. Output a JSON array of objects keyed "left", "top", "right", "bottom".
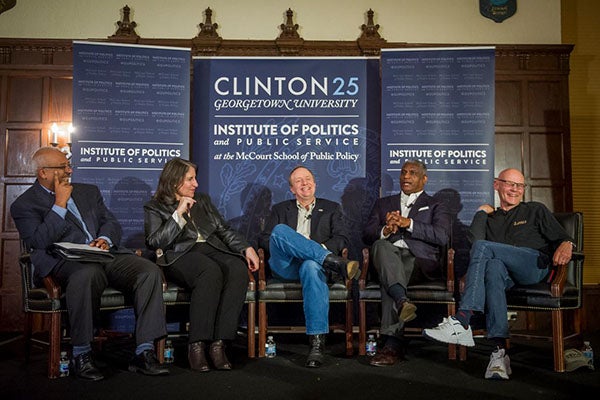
[{"left": 193, "top": 57, "right": 380, "bottom": 255}]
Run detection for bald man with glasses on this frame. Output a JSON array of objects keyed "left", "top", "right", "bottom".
[
  {"left": 424, "top": 168, "right": 575, "bottom": 380},
  {"left": 11, "top": 147, "right": 168, "bottom": 380}
]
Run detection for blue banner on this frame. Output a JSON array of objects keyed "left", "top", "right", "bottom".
[
  {"left": 381, "top": 47, "right": 495, "bottom": 275},
  {"left": 193, "top": 57, "right": 380, "bottom": 257},
  {"left": 72, "top": 41, "right": 190, "bottom": 248}
]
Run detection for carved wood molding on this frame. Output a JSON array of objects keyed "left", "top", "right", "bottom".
[
  {"left": 192, "top": 7, "right": 222, "bottom": 55},
  {"left": 0, "top": 5, "right": 573, "bottom": 64},
  {"left": 357, "top": 9, "right": 388, "bottom": 56},
  {"left": 108, "top": 4, "right": 140, "bottom": 43}
]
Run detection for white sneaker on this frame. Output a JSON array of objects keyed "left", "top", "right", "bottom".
[
  {"left": 485, "top": 347, "right": 512, "bottom": 380},
  {"left": 423, "top": 316, "right": 475, "bottom": 347}
]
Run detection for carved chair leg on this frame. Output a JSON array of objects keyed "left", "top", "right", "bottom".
[
  {"left": 155, "top": 337, "right": 165, "bottom": 364},
  {"left": 48, "top": 312, "right": 61, "bottom": 379},
  {"left": 552, "top": 309, "right": 565, "bottom": 372},
  {"left": 258, "top": 302, "right": 267, "bottom": 357},
  {"left": 247, "top": 301, "right": 256, "bottom": 358},
  {"left": 358, "top": 300, "right": 367, "bottom": 356},
  {"left": 447, "top": 303, "right": 457, "bottom": 360},
  {"left": 345, "top": 299, "right": 353, "bottom": 357}
]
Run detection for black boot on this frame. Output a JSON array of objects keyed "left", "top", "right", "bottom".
[
  {"left": 323, "top": 254, "right": 359, "bottom": 280},
  {"left": 306, "top": 334, "right": 326, "bottom": 368}
]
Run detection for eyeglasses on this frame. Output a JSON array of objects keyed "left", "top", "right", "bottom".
[
  {"left": 41, "top": 163, "right": 74, "bottom": 170},
  {"left": 495, "top": 178, "right": 526, "bottom": 190}
]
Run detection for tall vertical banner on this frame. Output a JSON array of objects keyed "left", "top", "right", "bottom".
[
  {"left": 381, "top": 47, "right": 495, "bottom": 275},
  {"left": 193, "top": 57, "right": 380, "bottom": 257},
  {"left": 73, "top": 41, "right": 190, "bottom": 248}
]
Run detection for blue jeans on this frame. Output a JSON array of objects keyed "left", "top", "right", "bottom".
[
  {"left": 460, "top": 240, "right": 549, "bottom": 338},
  {"left": 268, "top": 224, "right": 331, "bottom": 335}
]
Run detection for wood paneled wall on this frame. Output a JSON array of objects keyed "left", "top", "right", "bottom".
[{"left": 0, "top": 9, "right": 575, "bottom": 332}]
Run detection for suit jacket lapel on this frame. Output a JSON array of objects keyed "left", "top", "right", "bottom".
[
  {"left": 285, "top": 200, "right": 299, "bottom": 228},
  {"left": 408, "top": 192, "right": 429, "bottom": 218},
  {"left": 309, "top": 199, "right": 324, "bottom": 237}
]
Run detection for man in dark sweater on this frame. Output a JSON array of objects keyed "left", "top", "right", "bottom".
[{"left": 423, "top": 168, "right": 575, "bottom": 380}]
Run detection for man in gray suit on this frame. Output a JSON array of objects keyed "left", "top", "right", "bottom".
[
  {"left": 11, "top": 147, "right": 168, "bottom": 380},
  {"left": 363, "top": 160, "right": 450, "bottom": 366}
]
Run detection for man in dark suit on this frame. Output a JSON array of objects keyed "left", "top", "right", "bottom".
[
  {"left": 10, "top": 147, "right": 168, "bottom": 380},
  {"left": 258, "top": 166, "right": 359, "bottom": 368},
  {"left": 363, "top": 160, "right": 450, "bottom": 366}
]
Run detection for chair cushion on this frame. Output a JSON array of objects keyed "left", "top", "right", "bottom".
[
  {"left": 99, "top": 287, "right": 128, "bottom": 309},
  {"left": 259, "top": 279, "right": 349, "bottom": 301},
  {"left": 506, "top": 282, "right": 580, "bottom": 309},
  {"left": 25, "top": 288, "right": 62, "bottom": 312},
  {"left": 162, "top": 282, "right": 255, "bottom": 304},
  {"left": 359, "top": 280, "right": 455, "bottom": 303}
]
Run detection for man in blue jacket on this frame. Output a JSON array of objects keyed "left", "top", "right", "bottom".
[{"left": 11, "top": 147, "right": 168, "bottom": 380}]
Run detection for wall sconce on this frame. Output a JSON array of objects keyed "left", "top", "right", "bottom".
[{"left": 49, "top": 122, "right": 74, "bottom": 159}]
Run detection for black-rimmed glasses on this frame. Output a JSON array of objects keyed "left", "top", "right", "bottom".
[
  {"left": 41, "top": 163, "right": 74, "bottom": 170},
  {"left": 495, "top": 178, "right": 526, "bottom": 190}
]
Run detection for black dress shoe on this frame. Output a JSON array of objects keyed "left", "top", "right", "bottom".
[
  {"left": 128, "top": 349, "right": 169, "bottom": 376},
  {"left": 188, "top": 341, "right": 210, "bottom": 372},
  {"left": 73, "top": 351, "right": 105, "bottom": 381},
  {"left": 305, "top": 334, "right": 326, "bottom": 368},
  {"left": 323, "top": 254, "right": 359, "bottom": 280},
  {"left": 209, "top": 340, "right": 232, "bottom": 370}
]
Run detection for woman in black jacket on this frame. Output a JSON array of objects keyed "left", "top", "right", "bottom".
[{"left": 144, "top": 158, "right": 259, "bottom": 372}]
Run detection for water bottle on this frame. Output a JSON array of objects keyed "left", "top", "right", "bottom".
[
  {"left": 59, "top": 351, "right": 70, "bottom": 377},
  {"left": 366, "top": 334, "right": 377, "bottom": 356},
  {"left": 582, "top": 341, "right": 594, "bottom": 370},
  {"left": 265, "top": 335, "right": 276, "bottom": 358},
  {"left": 164, "top": 339, "right": 175, "bottom": 364}
]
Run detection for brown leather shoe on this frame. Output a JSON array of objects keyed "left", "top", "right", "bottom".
[
  {"left": 188, "top": 341, "right": 210, "bottom": 372},
  {"left": 209, "top": 340, "right": 232, "bottom": 370},
  {"left": 369, "top": 346, "right": 402, "bottom": 367}
]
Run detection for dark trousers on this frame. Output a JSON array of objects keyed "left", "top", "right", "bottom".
[
  {"left": 163, "top": 242, "right": 249, "bottom": 343},
  {"left": 372, "top": 239, "right": 440, "bottom": 338},
  {"left": 53, "top": 253, "right": 167, "bottom": 347}
]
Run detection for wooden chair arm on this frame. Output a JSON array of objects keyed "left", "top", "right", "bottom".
[
  {"left": 247, "top": 268, "right": 256, "bottom": 291},
  {"left": 43, "top": 275, "right": 61, "bottom": 299},
  {"left": 549, "top": 251, "right": 583, "bottom": 297},
  {"left": 257, "top": 248, "right": 267, "bottom": 290},
  {"left": 359, "top": 248, "right": 370, "bottom": 290},
  {"left": 446, "top": 247, "right": 455, "bottom": 292}
]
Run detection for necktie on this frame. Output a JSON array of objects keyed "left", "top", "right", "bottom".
[{"left": 66, "top": 198, "right": 94, "bottom": 243}]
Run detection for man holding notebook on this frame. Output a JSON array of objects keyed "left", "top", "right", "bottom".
[{"left": 11, "top": 147, "right": 168, "bottom": 380}]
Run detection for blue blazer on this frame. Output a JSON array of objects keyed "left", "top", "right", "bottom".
[
  {"left": 258, "top": 198, "right": 349, "bottom": 256},
  {"left": 362, "top": 192, "right": 451, "bottom": 276},
  {"left": 11, "top": 181, "right": 128, "bottom": 278}
]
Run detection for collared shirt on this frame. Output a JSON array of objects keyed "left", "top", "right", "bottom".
[
  {"left": 44, "top": 185, "right": 112, "bottom": 246},
  {"left": 296, "top": 201, "right": 315, "bottom": 240}
]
